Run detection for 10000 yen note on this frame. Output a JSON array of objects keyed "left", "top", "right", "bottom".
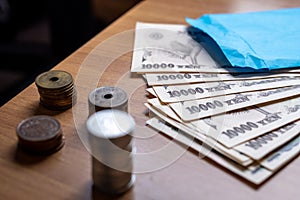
[
  {"left": 170, "top": 85, "right": 300, "bottom": 121},
  {"left": 131, "top": 22, "right": 300, "bottom": 74},
  {"left": 146, "top": 117, "right": 272, "bottom": 185},
  {"left": 144, "top": 103, "right": 253, "bottom": 166},
  {"left": 261, "top": 135, "right": 300, "bottom": 171},
  {"left": 153, "top": 77, "right": 300, "bottom": 103},
  {"left": 131, "top": 22, "right": 218, "bottom": 73},
  {"left": 191, "top": 97, "right": 300, "bottom": 148},
  {"left": 234, "top": 121, "right": 300, "bottom": 160},
  {"left": 149, "top": 96, "right": 300, "bottom": 148},
  {"left": 131, "top": 22, "right": 261, "bottom": 74},
  {"left": 147, "top": 98, "right": 209, "bottom": 134},
  {"left": 145, "top": 73, "right": 300, "bottom": 86}
]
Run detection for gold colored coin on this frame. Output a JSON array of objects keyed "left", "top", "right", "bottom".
[
  {"left": 35, "top": 70, "right": 73, "bottom": 90},
  {"left": 35, "top": 70, "right": 76, "bottom": 110}
]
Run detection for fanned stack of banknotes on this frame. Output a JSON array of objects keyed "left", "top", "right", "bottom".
[{"left": 130, "top": 22, "right": 300, "bottom": 185}]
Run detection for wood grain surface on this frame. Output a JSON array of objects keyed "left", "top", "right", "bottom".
[{"left": 1, "top": 0, "right": 300, "bottom": 199}]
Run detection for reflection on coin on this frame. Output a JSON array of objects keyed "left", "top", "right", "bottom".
[
  {"left": 87, "top": 110, "right": 134, "bottom": 147},
  {"left": 17, "top": 115, "right": 64, "bottom": 154}
]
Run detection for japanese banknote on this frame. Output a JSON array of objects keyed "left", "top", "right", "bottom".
[{"left": 131, "top": 22, "right": 300, "bottom": 185}]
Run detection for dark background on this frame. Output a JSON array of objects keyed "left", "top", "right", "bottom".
[{"left": 0, "top": 0, "right": 140, "bottom": 106}]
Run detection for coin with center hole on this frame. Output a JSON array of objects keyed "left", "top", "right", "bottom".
[
  {"left": 88, "top": 86, "right": 128, "bottom": 115},
  {"left": 35, "top": 70, "right": 73, "bottom": 90},
  {"left": 35, "top": 70, "right": 76, "bottom": 110}
]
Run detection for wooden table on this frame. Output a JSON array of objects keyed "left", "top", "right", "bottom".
[{"left": 1, "top": 0, "right": 300, "bottom": 199}]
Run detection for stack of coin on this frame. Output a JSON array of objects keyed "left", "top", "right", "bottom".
[
  {"left": 88, "top": 86, "right": 128, "bottom": 116},
  {"left": 86, "top": 109, "right": 135, "bottom": 195},
  {"left": 35, "top": 70, "right": 76, "bottom": 110},
  {"left": 16, "top": 115, "right": 64, "bottom": 155}
]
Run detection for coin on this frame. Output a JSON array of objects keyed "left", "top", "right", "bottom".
[
  {"left": 17, "top": 115, "right": 64, "bottom": 154},
  {"left": 87, "top": 110, "right": 135, "bottom": 195},
  {"left": 35, "top": 70, "right": 76, "bottom": 110},
  {"left": 88, "top": 86, "right": 128, "bottom": 115},
  {"left": 92, "top": 156, "right": 135, "bottom": 195},
  {"left": 35, "top": 70, "right": 73, "bottom": 90},
  {"left": 87, "top": 109, "right": 134, "bottom": 148}
]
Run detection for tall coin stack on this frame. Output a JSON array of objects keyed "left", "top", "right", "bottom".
[
  {"left": 35, "top": 70, "right": 76, "bottom": 110},
  {"left": 86, "top": 109, "right": 135, "bottom": 195}
]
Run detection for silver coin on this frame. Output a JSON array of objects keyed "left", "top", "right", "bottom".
[{"left": 88, "top": 86, "right": 128, "bottom": 115}]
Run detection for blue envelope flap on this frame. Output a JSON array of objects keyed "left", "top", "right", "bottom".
[{"left": 186, "top": 8, "right": 300, "bottom": 70}]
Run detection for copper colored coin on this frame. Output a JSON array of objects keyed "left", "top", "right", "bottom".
[
  {"left": 35, "top": 70, "right": 73, "bottom": 90},
  {"left": 17, "top": 115, "right": 61, "bottom": 141},
  {"left": 16, "top": 115, "right": 64, "bottom": 154}
]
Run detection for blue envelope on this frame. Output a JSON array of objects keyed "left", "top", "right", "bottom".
[{"left": 186, "top": 8, "right": 300, "bottom": 70}]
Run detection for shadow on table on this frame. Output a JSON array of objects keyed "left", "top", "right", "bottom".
[{"left": 91, "top": 184, "right": 134, "bottom": 200}]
